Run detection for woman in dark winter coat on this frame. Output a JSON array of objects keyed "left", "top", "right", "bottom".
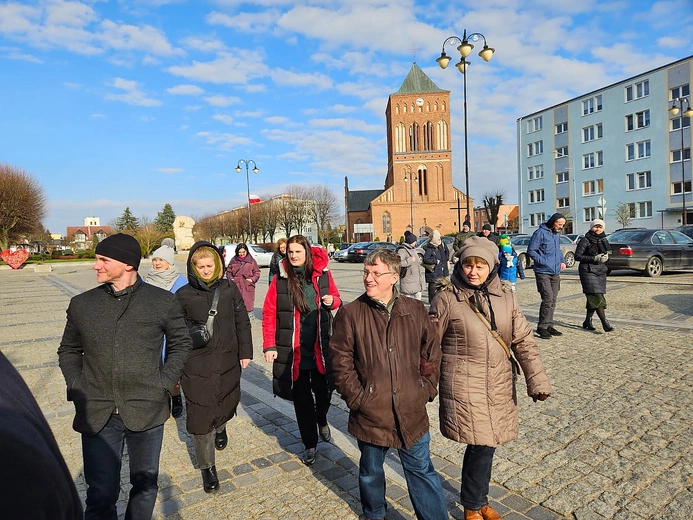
[
  {"left": 422, "top": 230, "right": 450, "bottom": 303},
  {"left": 262, "top": 235, "right": 341, "bottom": 466},
  {"left": 226, "top": 243, "right": 261, "bottom": 319},
  {"left": 268, "top": 237, "right": 287, "bottom": 283},
  {"left": 574, "top": 219, "right": 613, "bottom": 332},
  {"left": 176, "top": 242, "right": 253, "bottom": 492}
]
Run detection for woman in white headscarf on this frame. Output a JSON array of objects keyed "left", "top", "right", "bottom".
[{"left": 144, "top": 239, "right": 188, "bottom": 417}]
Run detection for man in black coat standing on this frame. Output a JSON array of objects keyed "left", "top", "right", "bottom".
[{"left": 58, "top": 233, "right": 192, "bottom": 520}]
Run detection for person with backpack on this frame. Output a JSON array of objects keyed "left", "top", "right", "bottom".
[{"left": 397, "top": 231, "right": 425, "bottom": 300}]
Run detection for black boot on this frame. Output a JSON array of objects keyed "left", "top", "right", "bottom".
[
  {"left": 582, "top": 310, "right": 596, "bottom": 331},
  {"left": 595, "top": 308, "right": 613, "bottom": 332},
  {"left": 171, "top": 395, "right": 183, "bottom": 418},
  {"left": 201, "top": 465, "right": 219, "bottom": 492}
]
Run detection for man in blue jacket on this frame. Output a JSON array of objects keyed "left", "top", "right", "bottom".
[
  {"left": 58, "top": 233, "right": 192, "bottom": 519},
  {"left": 527, "top": 213, "right": 566, "bottom": 339}
]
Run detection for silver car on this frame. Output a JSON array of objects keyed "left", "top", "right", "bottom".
[
  {"left": 221, "top": 243, "right": 274, "bottom": 267},
  {"left": 512, "top": 235, "right": 576, "bottom": 269}
]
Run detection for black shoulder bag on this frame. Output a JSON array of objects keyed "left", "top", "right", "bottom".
[{"left": 189, "top": 286, "right": 221, "bottom": 350}]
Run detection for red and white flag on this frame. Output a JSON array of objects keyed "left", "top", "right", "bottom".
[{"left": 248, "top": 194, "right": 261, "bottom": 204}]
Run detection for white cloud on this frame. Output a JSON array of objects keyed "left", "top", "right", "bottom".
[
  {"left": 166, "top": 84, "right": 204, "bottom": 95},
  {"left": 168, "top": 50, "right": 270, "bottom": 85},
  {"left": 270, "top": 68, "right": 333, "bottom": 89},
  {"left": 196, "top": 130, "right": 252, "bottom": 149},
  {"left": 235, "top": 109, "right": 264, "bottom": 118},
  {"left": 206, "top": 9, "right": 281, "bottom": 33},
  {"left": 266, "top": 116, "right": 289, "bottom": 124},
  {"left": 90, "top": 113, "right": 106, "bottom": 118},
  {"left": 179, "top": 124, "right": 189, "bottom": 130},
  {"left": 157, "top": 168, "right": 184, "bottom": 174},
  {"left": 308, "top": 118, "right": 381, "bottom": 133},
  {"left": 98, "top": 20, "right": 181, "bottom": 56},
  {"left": 212, "top": 114, "right": 233, "bottom": 124},
  {"left": 105, "top": 77, "right": 162, "bottom": 106},
  {"left": 0, "top": 45, "right": 42, "bottom": 62},
  {"left": 180, "top": 35, "right": 226, "bottom": 52},
  {"left": 203, "top": 94, "right": 241, "bottom": 107}
]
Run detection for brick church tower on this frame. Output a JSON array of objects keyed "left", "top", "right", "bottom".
[{"left": 346, "top": 63, "right": 470, "bottom": 242}]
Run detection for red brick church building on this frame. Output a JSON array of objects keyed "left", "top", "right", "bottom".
[{"left": 345, "top": 63, "right": 472, "bottom": 242}]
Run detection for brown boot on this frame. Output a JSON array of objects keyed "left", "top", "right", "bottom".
[
  {"left": 464, "top": 510, "right": 483, "bottom": 520},
  {"left": 480, "top": 504, "right": 503, "bottom": 520}
]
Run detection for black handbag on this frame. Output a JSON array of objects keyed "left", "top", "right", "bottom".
[{"left": 189, "top": 286, "right": 221, "bottom": 350}]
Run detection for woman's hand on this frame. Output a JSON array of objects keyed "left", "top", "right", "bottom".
[
  {"left": 321, "top": 295, "right": 334, "bottom": 307},
  {"left": 240, "top": 358, "right": 251, "bottom": 369},
  {"left": 264, "top": 351, "right": 278, "bottom": 363}
]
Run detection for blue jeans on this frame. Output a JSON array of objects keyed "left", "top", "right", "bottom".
[
  {"left": 82, "top": 414, "right": 164, "bottom": 520},
  {"left": 357, "top": 432, "right": 447, "bottom": 520},
  {"left": 460, "top": 445, "right": 496, "bottom": 510}
]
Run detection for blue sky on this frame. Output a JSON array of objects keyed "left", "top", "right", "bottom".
[{"left": 1, "top": 0, "right": 691, "bottom": 235}]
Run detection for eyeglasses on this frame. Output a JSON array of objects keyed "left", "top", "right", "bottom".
[{"left": 363, "top": 270, "right": 395, "bottom": 279}]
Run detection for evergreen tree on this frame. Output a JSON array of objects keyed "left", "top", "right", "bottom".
[
  {"left": 154, "top": 203, "right": 176, "bottom": 232},
  {"left": 115, "top": 207, "right": 139, "bottom": 231}
]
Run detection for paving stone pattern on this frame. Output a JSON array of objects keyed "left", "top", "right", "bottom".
[{"left": 1, "top": 261, "right": 692, "bottom": 519}]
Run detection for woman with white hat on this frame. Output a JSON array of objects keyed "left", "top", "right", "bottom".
[
  {"left": 574, "top": 219, "right": 613, "bottom": 332},
  {"left": 145, "top": 240, "right": 188, "bottom": 417}
]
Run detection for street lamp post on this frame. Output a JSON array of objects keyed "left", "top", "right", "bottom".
[
  {"left": 235, "top": 159, "right": 259, "bottom": 239},
  {"left": 669, "top": 97, "right": 693, "bottom": 225},
  {"left": 437, "top": 30, "right": 494, "bottom": 227},
  {"left": 403, "top": 171, "right": 418, "bottom": 232}
]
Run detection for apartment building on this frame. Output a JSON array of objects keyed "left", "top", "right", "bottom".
[{"left": 517, "top": 56, "right": 692, "bottom": 234}]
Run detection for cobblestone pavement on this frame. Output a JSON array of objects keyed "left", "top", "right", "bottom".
[{"left": 1, "top": 260, "right": 692, "bottom": 519}]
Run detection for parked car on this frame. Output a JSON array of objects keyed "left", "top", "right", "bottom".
[
  {"left": 605, "top": 229, "right": 693, "bottom": 277},
  {"left": 512, "top": 234, "right": 577, "bottom": 269},
  {"left": 413, "top": 235, "right": 456, "bottom": 263},
  {"left": 675, "top": 225, "right": 693, "bottom": 240},
  {"left": 331, "top": 243, "right": 351, "bottom": 259},
  {"left": 334, "top": 242, "right": 366, "bottom": 262},
  {"left": 565, "top": 233, "right": 585, "bottom": 244},
  {"left": 346, "top": 241, "right": 397, "bottom": 263},
  {"left": 221, "top": 243, "right": 274, "bottom": 267}
]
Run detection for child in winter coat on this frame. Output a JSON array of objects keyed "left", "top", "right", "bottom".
[{"left": 498, "top": 244, "right": 525, "bottom": 292}]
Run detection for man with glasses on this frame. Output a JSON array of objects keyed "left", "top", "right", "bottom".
[{"left": 330, "top": 249, "right": 447, "bottom": 520}]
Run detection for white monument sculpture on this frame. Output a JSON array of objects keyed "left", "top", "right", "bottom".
[{"left": 173, "top": 216, "right": 195, "bottom": 251}]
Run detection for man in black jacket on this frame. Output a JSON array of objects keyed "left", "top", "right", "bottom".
[{"left": 58, "top": 233, "right": 192, "bottom": 519}]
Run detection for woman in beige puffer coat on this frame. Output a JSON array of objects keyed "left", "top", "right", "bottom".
[{"left": 429, "top": 236, "right": 551, "bottom": 520}]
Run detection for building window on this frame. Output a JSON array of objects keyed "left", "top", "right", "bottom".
[
  {"left": 583, "top": 179, "right": 604, "bottom": 196},
  {"left": 626, "top": 171, "right": 652, "bottom": 191},
  {"left": 409, "top": 122, "right": 420, "bottom": 151},
  {"left": 671, "top": 116, "right": 691, "bottom": 131},
  {"left": 395, "top": 123, "right": 406, "bottom": 153},
  {"left": 627, "top": 140, "right": 651, "bottom": 161},
  {"left": 671, "top": 148, "right": 691, "bottom": 162},
  {"left": 584, "top": 207, "right": 596, "bottom": 222},
  {"left": 557, "top": 197, "right": 570, "bottom": 209},
  {"left": 625, "top": 85, "right": 633, "bottom": 102},
  {"left": 583, "top": 151, "right": 603, "bottom": 169},
  {"left": 436, "top": 120, "right": 448, "bottom": 150},
  {"left": 528, "top": 189, "right": 545, "bottom": 204},
  {"left": 382, "top": 211, "right": 391, "bottom": 234},
  {"left": 582, "top": 94, "right": 602, "bottom": 116},
  {"left": 528, "top": 164, "right": 544, "bottom": 180},
  {"left": 527, "top": 140, "right": 543, "bottom": 157},
  {"left": 670, "top": 84, "right": 690, "bottom": 100},
  {"left": 556, "top": 171, "right": 569, "bottom": 183},
  {"left": 555, "top": 122, "right": 567, "bottom": 134},
  {"left": 636, "top": 110, "right": 650, "bottom": 129},
  {"left": 583, "top": 123, "right": 602, "bottom": 142},
  {"left": 527, "top": 116, "right": 543, "bottom": 133},
  {"left": 423, "top": 121, "right": 434, "bottom": 151},
  {"left": 625, "top": 81, "right": 649, "bottom": 103},
  {"left": 635, "top": 201, "right": 652, "bottom": 218},
  {"left": 555, "top": 146, "right": 568, "bottom": 158},
  {"left": 529, "top": 213, "right": 545, "bottom": 227},
  {"left": 671, "top": 180, "right": 692, "bottom": 195},
  {"left": 626, "top": 114, "right": 634, "bottom": 132}
]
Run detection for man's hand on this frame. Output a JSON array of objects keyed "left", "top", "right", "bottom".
[
  {"left": 264, "top": 351, "right": 278, "bottom": 363},
  {"left": 560, "top": 262, "right": 566, "bottom": 271},
  {"left": 240, "top": 358, "right": 251, "bottom": 369},
  {"left": 532, "top": 393, "right": 550, "bottom": 402},
  {"left": 321, "top": 295, "right": 334, "bottom": 307}
]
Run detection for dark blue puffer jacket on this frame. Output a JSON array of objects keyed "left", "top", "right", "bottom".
[{"left": 527, "top": 224, "right": 565, "bottom": 275}]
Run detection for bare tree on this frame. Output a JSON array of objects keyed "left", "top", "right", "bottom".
[
  {"left": 277, "top": 196, "right": 295, "bottom": 239},
  {"left": 308, "top": 185, "right": 339, "bottom": 245},
  {"left": 0, "top": 164, "right": 47, "bottom": 250},
  {"left": 287, "top": 185, "right": 314, "bottom": 237},
  {"left": 482, "top": 191, "right": 504, "bottom": 231},
  {"left": 613, "top": 202, "right": 633, "bottom": 229},
  {"left": 134, "top": 216, "right": 167, "bottom": 256},
  {"left": 256, "top": 195, "right": 281, "bottom": 243}
]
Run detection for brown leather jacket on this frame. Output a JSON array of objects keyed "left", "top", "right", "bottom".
[
  {"left": 429, "top": 275, "right": 551, "bottom": 447},
  {"left": 330, "top": 293, "right": 441, "bottom": 449}
]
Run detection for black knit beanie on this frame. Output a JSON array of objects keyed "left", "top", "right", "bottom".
[{"left": 95, "top": 233, "right": 142, "bottom": 271}]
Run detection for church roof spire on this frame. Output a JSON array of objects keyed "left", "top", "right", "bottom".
[{"left": 395, "top": 62, "right": 446, "bottom": 94}]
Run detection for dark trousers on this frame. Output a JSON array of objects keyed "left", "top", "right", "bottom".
[
  {"left": 427, "top": 282, "right": 440, "bottom": 304},
  {"left": 535, "top": 273, "right": 561, "bottom": 329},
  {"left": 293, "top": 368, "right": 331, "bottom": 449},
  {"left": 81, "top": 414, "right": 164, "bottom": 520},
  {"left": 460, "top": 444, "right": 496, "bottom": 510}
]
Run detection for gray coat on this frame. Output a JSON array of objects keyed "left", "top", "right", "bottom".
[
  {"left": 397, "top": 243, "right": 425, "bottom": 295},
  {"left": 58, "top": 278, "right": 192, "bottom": 435}
]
